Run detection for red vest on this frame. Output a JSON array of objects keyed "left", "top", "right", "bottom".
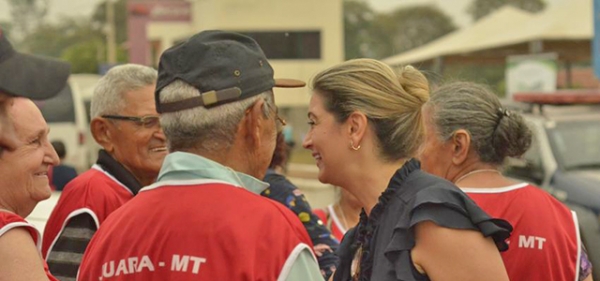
[
  {"left": 42, "top": 165, "right": 134, "bottom": 258},
  {"left": 313, "top": 205, "right": 346, "bottom": 242},
  {"left": 0, "top": 212, "right": 58, "bottom": 281},
  {"left": 78, "top": 180, "right": 316, "bottom": 281},
  {"left": 464, "top": 183, "right": 580, "bottom": 281}
]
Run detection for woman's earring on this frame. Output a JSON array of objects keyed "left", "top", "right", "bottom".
[{"left": 350, "top": 140, "right": 361, "bottom": 151}]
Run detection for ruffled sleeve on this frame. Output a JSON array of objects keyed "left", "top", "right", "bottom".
[
  {"left": 333, "top": 159, "right": 512, "bottom": 281},
  {"left": 410, "top": 184, "right": 512, "bottom": 251},
  {"left": 383, "top": 172, "right": 512, "bottom": 281}
]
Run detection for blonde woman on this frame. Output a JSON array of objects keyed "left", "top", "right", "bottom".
[{"left": 303, "top": 59, "right": 512, "bottom": 281}]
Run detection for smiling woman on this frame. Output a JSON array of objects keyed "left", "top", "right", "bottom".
[
  {"left": 0, "top": 98, "right": 60, "bottom": 281},
  {"left": 303, "top": 59, "right": 512, "bottom": 281},
  {"left": 0, "top": 99, "right": 59, "bottom": 224}
]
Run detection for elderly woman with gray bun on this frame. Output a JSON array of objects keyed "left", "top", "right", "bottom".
[
  {"left": 303, "top": 59, "right": 512, "bottom": 281},
  {"left": 420, "top": 81, "right": 593, "bottom": 281}
]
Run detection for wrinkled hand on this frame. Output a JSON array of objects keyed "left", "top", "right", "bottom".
[{"left": 313, "top": 244, "right": 333, "bottom": 257}]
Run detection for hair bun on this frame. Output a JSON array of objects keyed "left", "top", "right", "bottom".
[
  {"left": 492, "top": 113, "right": 532, "bottom": 159},
  {"left": 397, "top": 65, "right": 429, "bottom": 104}
]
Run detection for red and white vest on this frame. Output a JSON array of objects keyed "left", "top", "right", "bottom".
[
  {"left": 313, "top": 205, "right": 346, "bottom": 242},
  {"left": 78, "top": 179, "right": 316, "bottom": 281},
  {"left": 464, "top": 183, "right": 580, "bottom": 281},
  {"left": 0, "top": 212, "right": 58, "bottom": 281},
  {"left": 42, "top": 165, "right": 134, "bottom": 258}
]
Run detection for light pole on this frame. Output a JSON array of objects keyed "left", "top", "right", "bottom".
[{"left": 106, "top": 0, "right": 117, "bottom": 64}]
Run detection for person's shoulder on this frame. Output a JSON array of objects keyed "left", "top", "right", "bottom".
[
  {"left": 59, "top": 166, "right": 130, "bottom": 203},
  {"left": 248, "top": 192, "right": 305, "bottom": 225},
  {"left": 0, "top": 212, "right": 26, "bottom": 228},
  {"left": 264, "top": 172, "right": 296, "bottom": 191},
  {"left": 399, "top": 170, "right": 461, "bottom": 201},
  {"left": 0, "top": 213, "right": 37, "bottom": 242},
  {"left": 513, "top": 183, "right": 573, "bottom": 211},
  {"left": 410, "top": 170, "right": 456, "bottom": 190},
  {"left": 63, "top": 167, "right": 119, "bottom": 190}
]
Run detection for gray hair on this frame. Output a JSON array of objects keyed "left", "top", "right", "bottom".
[
  {"left": 425, "top": 81, "right": 532, "bottom": 165},
  {"left": 159, "top": 80, "right": 273, "bottom": 152},
  {"left": 90, "top": 64, "right": 158, "bottom": 118}
]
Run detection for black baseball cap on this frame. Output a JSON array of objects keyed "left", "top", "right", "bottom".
[
  {"left": 155, "top": 30, "right": 305, "bottom": 113},
  {"left": 0, "top": 28, "right": 71, "bottom": 100}
]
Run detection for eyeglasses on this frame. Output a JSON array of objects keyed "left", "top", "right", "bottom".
[
  {"left": 245, "top": 99, "right": 286, "bottom": 133},
  {"left": 102, "top": 115, "right": 160, "bottom": 129},
  {"left": 266, "top": 102, "right": 286, "bottom": 132}
]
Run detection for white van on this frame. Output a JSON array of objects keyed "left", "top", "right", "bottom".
[{"left": 34, "top": 74, "right": 102, "bottom": 173}]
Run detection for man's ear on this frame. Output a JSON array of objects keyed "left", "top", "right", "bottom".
[
  {"left": 347, "top": 111, "right": 368, "bottom": 149},
  {"left": 451, "top": 129, "right": 471, "bottom": 165},
  {"left": 90, "top": 118, "right": 114, "bottom": 152},
  {"left": 241, "top": 99, "right": 268, "bottom": 150}
]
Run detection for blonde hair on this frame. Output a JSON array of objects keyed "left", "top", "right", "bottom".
[{"left": 311, "top": 58, "right": 429, "bottom": 161}]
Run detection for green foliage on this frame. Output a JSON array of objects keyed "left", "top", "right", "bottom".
[
  {"left": 91, "top": 0, "right": 128, "bottom": 44},
  {"left": 61, "top": 40, "right": 104, "bottom": 73},
  {"left": 468, "top": 0, "right": 546, "bottom": 21},
  {"left": 11, "top": 0, "right": 129, "bottom": 73},
  {"left": 344, "top": 0, "right": 378, "bottom": 59},
  {"left": 373, "top": 5, "right": 456, "bottom": 59},
  {"left": 19, "top": 18, "right": 104, "bottom": 57},
  {"left": 343, "top": 1, "right": 456, "bottom": 60},
  {"left": 441, "top": 64, "right": 507, "bottom": 97},
  {"left": 6, "top": 0, "right": 48, "bottom": 41}
]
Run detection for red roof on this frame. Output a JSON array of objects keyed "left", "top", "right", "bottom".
[{"left": 513, "top": 90, "right": 600, "bottom": 105}]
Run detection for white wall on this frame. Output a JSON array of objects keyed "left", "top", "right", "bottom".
[{"left": 149, "top": 0, "right": 344, "bottom": 107}]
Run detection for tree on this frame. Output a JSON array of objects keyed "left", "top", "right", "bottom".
[
  {"left": 373, "top": 5, "right": 456, "bottom": 59},
  {"left": 17, "top": 17, "right": 110, "bottom": 73},
  {"left": 6, "top": 0, "right": 49, "bottom": 43},
  {"left": 19, "top": 18, "right": 104, "bottom": 58},
  {"left": 343, "top": 0, "right": 378, "bottom": 59},
  {"left": 343, "top": 1, "right": 456, "bottom": 60},
  {"left": 91, "top": 0, "right": 129, "bottom": 47},
  {"left": 15, "top": 0, "right": 130, "bottom": 74},
  {"left": 468, "top": 0, "right": 546, "bottom": 22},
  {"left": 61, "top": 40, "right": 104, "bottom": 73}
]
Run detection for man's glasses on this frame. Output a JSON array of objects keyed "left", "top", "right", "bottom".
[
  {"left": 265, "top": 102, "right": 286, "bottom": 132},
  {"left": 102, "top": 115, "right": 160, "bottom": 129}
]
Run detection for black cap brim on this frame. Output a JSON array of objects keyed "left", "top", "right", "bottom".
[{"left": 0, "top": 51, "right": 70, "bottom": 100}]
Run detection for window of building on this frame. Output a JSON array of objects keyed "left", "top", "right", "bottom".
[{"left": 237, "top": 31, "right": 321, "bottom": 60}]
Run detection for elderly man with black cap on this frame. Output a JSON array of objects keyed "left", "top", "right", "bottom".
[
  {"left": 0, "top": 28, "right": 70, "bottom": 280},
  {"left": 77, "top": 30, "right": 323, "bottom": 281}
]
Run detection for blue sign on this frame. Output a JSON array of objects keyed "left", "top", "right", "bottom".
[{"left": 594, "top": 0, "right": 600, "bottom": 78}]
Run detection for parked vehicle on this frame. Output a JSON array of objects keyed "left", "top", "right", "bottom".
[
  {"left": 34, "top": 74, "right": 102, "bottom": 173},
  {"left": 504, "top": 91, "right": 600, "bottom": 279}
]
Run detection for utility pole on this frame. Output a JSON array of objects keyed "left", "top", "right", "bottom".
[{"left": 106, "top": 0, "right": 117, "bottom": 64}]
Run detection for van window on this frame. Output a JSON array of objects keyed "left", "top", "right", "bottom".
[
  {"left": 550, "top": 120, "right": 600, "bottom": 170},
  {"left": 34, "top": 85, "right": 75, "bottom": 123}
]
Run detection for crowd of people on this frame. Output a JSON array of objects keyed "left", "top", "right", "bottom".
[{"left": 0, "top": 27, "right": 593, "bottom": 281}]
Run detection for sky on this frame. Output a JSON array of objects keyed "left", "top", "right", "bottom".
[{"left": 0, "top": 0, "right": 566, "bottom": 28}]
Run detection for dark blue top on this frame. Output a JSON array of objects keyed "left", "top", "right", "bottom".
[
  {"left": 333, "top": 159, "right": 512, "bottom": 281},
  {"left": 262, "top": 169, "right": 340, "bottom": 279},
  {"left": 52, "top": 164, "right": 78, "bottom": 191}
]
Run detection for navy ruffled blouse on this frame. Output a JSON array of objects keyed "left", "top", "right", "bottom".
[{"left": 333, "top": 159, "right": 512, "bottom": 281}]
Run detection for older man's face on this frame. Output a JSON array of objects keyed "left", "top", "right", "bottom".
[
  {"left": 104, "top": 84, "right": 167, "bottom": 186},
  {"left": 0, "top": 98, "right": 59, "bottom": 216},
  {"left": 0, "top": 92, "right": 18, "bottom": 156}
]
